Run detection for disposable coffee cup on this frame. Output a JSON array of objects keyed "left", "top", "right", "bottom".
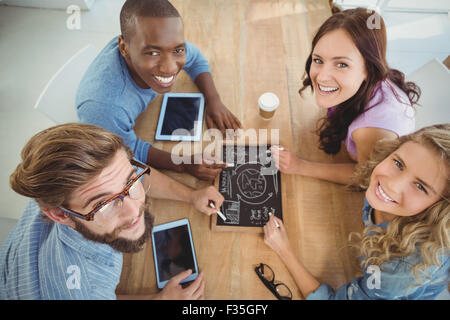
[{"left": 258, "top": 92, "right": 279, "bottom": 120}]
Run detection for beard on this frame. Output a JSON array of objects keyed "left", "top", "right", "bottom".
[{"left": 69, "top": 203, "right": 154, "bottom": 253}]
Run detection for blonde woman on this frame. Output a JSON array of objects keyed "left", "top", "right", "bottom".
[{"left": 264, "top": 124, "right": 449, "bottom": 299}]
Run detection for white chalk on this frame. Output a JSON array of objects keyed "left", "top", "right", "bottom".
[
  {"left": 209, "top": 202, "right": 227, "bottom": 222},
  {"left": 266, "top": 146, "right": 284, "bottom": 154},
  {"left": 269, "top": 212, "right": 280, "bottom": 228},
  {"left": 226, "top": 163, "right": 235, "bottom": 167},
  {"left": 274, "top": 219, "right": 280, "bottom": 228}
]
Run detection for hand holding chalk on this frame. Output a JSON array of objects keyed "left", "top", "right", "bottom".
[
  {"left": 263, "top": 212, "right": 292, "bottom": 257},
  {"left": 266, "top": 145, "right": 284, "bottom": 155},
  {"left": 269, "top": 145, "right": 305, "bottom": 175},
  {"left": 268, "top": 212, "right": 280, "bottom": 228},
  {"left": 209, "top": 202, "right": 227, "bottom": 222}
]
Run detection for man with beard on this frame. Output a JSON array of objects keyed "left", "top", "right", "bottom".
[{"left": 0, "top": 123, "right": 223, "bottom": 300}]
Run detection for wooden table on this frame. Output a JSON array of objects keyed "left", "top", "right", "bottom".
[{"left": 116, "top": 0, "right": 365, "bottom": 300}]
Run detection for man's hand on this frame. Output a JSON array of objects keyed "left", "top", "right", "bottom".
[
  {"left": 190, "top": 185, "right": 224, "bottom": 216},
  {"left": 182, "top": 154, "right": 227, "bottom": 181},
  {"left": 183, "top": 162, "right": 224, "bottom": 181},
  {"left": 205, "top": 98, "right": 242, "bottom": 136},
  {"left": 155, "top": 270, "right": 205, "bottom": 300},
  {"left": 193, "top": 72, "right": 241, "bottom": 136}
]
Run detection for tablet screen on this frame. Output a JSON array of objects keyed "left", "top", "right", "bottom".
[
  {"left": 160, "top": 97, "right": 201, "bottom": 136},
  {"left": 153, "top": 224, "right": 197, "bottom": 282}
]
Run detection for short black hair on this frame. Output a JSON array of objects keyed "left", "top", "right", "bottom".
[{"left": 120, "top": 0, "right": 181, "bottom": 41}]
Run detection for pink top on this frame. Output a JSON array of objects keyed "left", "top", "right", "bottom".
[{"left": 327, "top": 80, "right": 415, "bottom": 158}]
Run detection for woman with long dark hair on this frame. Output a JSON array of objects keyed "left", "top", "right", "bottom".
[{"left": 271, "top": 8, "right": 421, "bottom": 185}]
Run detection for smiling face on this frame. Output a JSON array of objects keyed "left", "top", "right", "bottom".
[
  {"left": 366, "top": 141, "right": 447, "bottom": 218},
  {"left": 119, "top": 16, "right": 186, "bottom": 93},
  {"left": 309, "top": 28, "right": 368, "bottom": 109}
]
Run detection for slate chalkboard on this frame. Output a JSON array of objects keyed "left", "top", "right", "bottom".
[{"left": 213, "top": 145, "right": 282, "bottom": 231}]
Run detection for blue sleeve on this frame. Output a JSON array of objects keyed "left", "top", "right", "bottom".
[
  {"left": 77, "top": 100, "right": 151, "bottom": 163},
  {"left": 306, "top": 258, "right": 448, "bottom": 300},
  {"left": 183, "top": 41, "right": 211, "bottom": 81},
  {"left": 306, "top": 278, "right": 374, "bottom": 300}
]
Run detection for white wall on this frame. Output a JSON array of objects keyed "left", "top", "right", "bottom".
[
  {"left": 0, "top": 1, "right": 123, "bottom": 219},
  {"left": 2, "top": 0, "right": 95, "bottom": 10}
]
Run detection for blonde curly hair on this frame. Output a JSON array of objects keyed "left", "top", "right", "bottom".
[{"left": 349, "top": 123, "right": 450, "bottom": 286}]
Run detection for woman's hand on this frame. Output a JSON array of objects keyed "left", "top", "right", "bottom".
[
  {"left": 263, "top": 213, "right": 293, "bottom": 257},
  {"left": 270, "top": 146, "right": 304, "bottom": 175}
]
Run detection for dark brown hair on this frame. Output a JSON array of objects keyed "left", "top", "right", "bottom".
[
  {"left": 10, "top": 123, "right": 133, "bottom": 208},
  {"left": 120, "top": 0, "right": 181, "bottom": 42},
  {"left": 299, "top": 8, "right": 421, "bottom": 155}
]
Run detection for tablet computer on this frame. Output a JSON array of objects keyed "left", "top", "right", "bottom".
[
  {"left": 151, "top": 218, "right": 199, "bottom": 289},
  {"left": 155, "top": 93, "right": 205, "bottom": 141}
]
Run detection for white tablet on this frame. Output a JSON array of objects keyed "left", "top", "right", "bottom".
[
  {"left": 155, "top": 93, "right": 205, "bottom": 141},
  {"left": 151, "top": 218, "right": 199, "bottom": 289}
]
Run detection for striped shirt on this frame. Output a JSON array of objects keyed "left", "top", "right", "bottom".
[{"left": 0, "top": 200, "right": 123, "bottom": 300}]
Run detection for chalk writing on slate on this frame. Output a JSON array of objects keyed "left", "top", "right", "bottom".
[{"left": 217, "top": 145, "right": 282, "bottom": 227}]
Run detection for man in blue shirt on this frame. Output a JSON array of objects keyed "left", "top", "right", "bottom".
[
  {"left": 0, "top": 123, "right": 223, "bottom": 299},
  {"left": 76, "top": 0, "right": 241, "bottom": 181}
]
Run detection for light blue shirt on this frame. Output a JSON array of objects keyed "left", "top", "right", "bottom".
[
  {"left": 76, "top": 36, "right": 211, "bottom": 163},
  {"left": 307, "top": 198, "right": 449, "bottom": 300},
  {"left": 0, "top": 200, "right": 123, "bottom": 300}
]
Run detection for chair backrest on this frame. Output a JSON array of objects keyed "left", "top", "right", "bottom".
[
  {"left": 406, "top": 58, "right": 450, "bottom": 130},
  {"left": 0, "top": 217, "right": 18, "bottom": 249},
  {"left": 33, "top": 44, "right": 99, "bottom": 124}
]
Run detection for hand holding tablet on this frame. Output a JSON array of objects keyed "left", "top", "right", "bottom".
[
  {"left": 157, "top": 269, "right": 205, "bottom": 300},
  {"left": 151, "top": 219, "right": 199, "bottom": 289}
]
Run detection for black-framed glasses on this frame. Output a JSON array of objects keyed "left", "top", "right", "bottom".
[
  {"left": 59, "top": 159, "right": 151, "bottom": 224},
  {"left": 254, "top": 263, "right": 292, "bottom": 300}
]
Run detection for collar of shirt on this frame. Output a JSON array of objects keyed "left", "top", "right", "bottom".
[
  {"left": 362, "top": 197, "right": 390, "bottom": 229},
  {"left": 56, "top": 222, "right": 122, "bottom": 268}
]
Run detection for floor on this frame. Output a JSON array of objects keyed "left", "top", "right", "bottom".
[
  {"left": 0, "top": 0, "right": 126, "bottom": 220},
  {"left": 0, "top": 0, "right": 448, "bottom": 221}
]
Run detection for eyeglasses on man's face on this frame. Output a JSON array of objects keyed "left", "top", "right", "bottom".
[
  {"left": 254, "top": 263, "right": 292, "bottom": 300},
  {"left": 59, "top": 159, "right": 151, "bottom": 225}
]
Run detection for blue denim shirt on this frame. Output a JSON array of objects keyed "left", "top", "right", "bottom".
[
  {"left": 0, "top": 200, "right": 123, "bottom": 300},
  {"left": 307, "top": 198, "right": 449, "bottom": 300}
]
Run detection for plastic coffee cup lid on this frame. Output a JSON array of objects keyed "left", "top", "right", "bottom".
[{"left": 258, "top": 92, "right": 279, "bottom": 112}]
